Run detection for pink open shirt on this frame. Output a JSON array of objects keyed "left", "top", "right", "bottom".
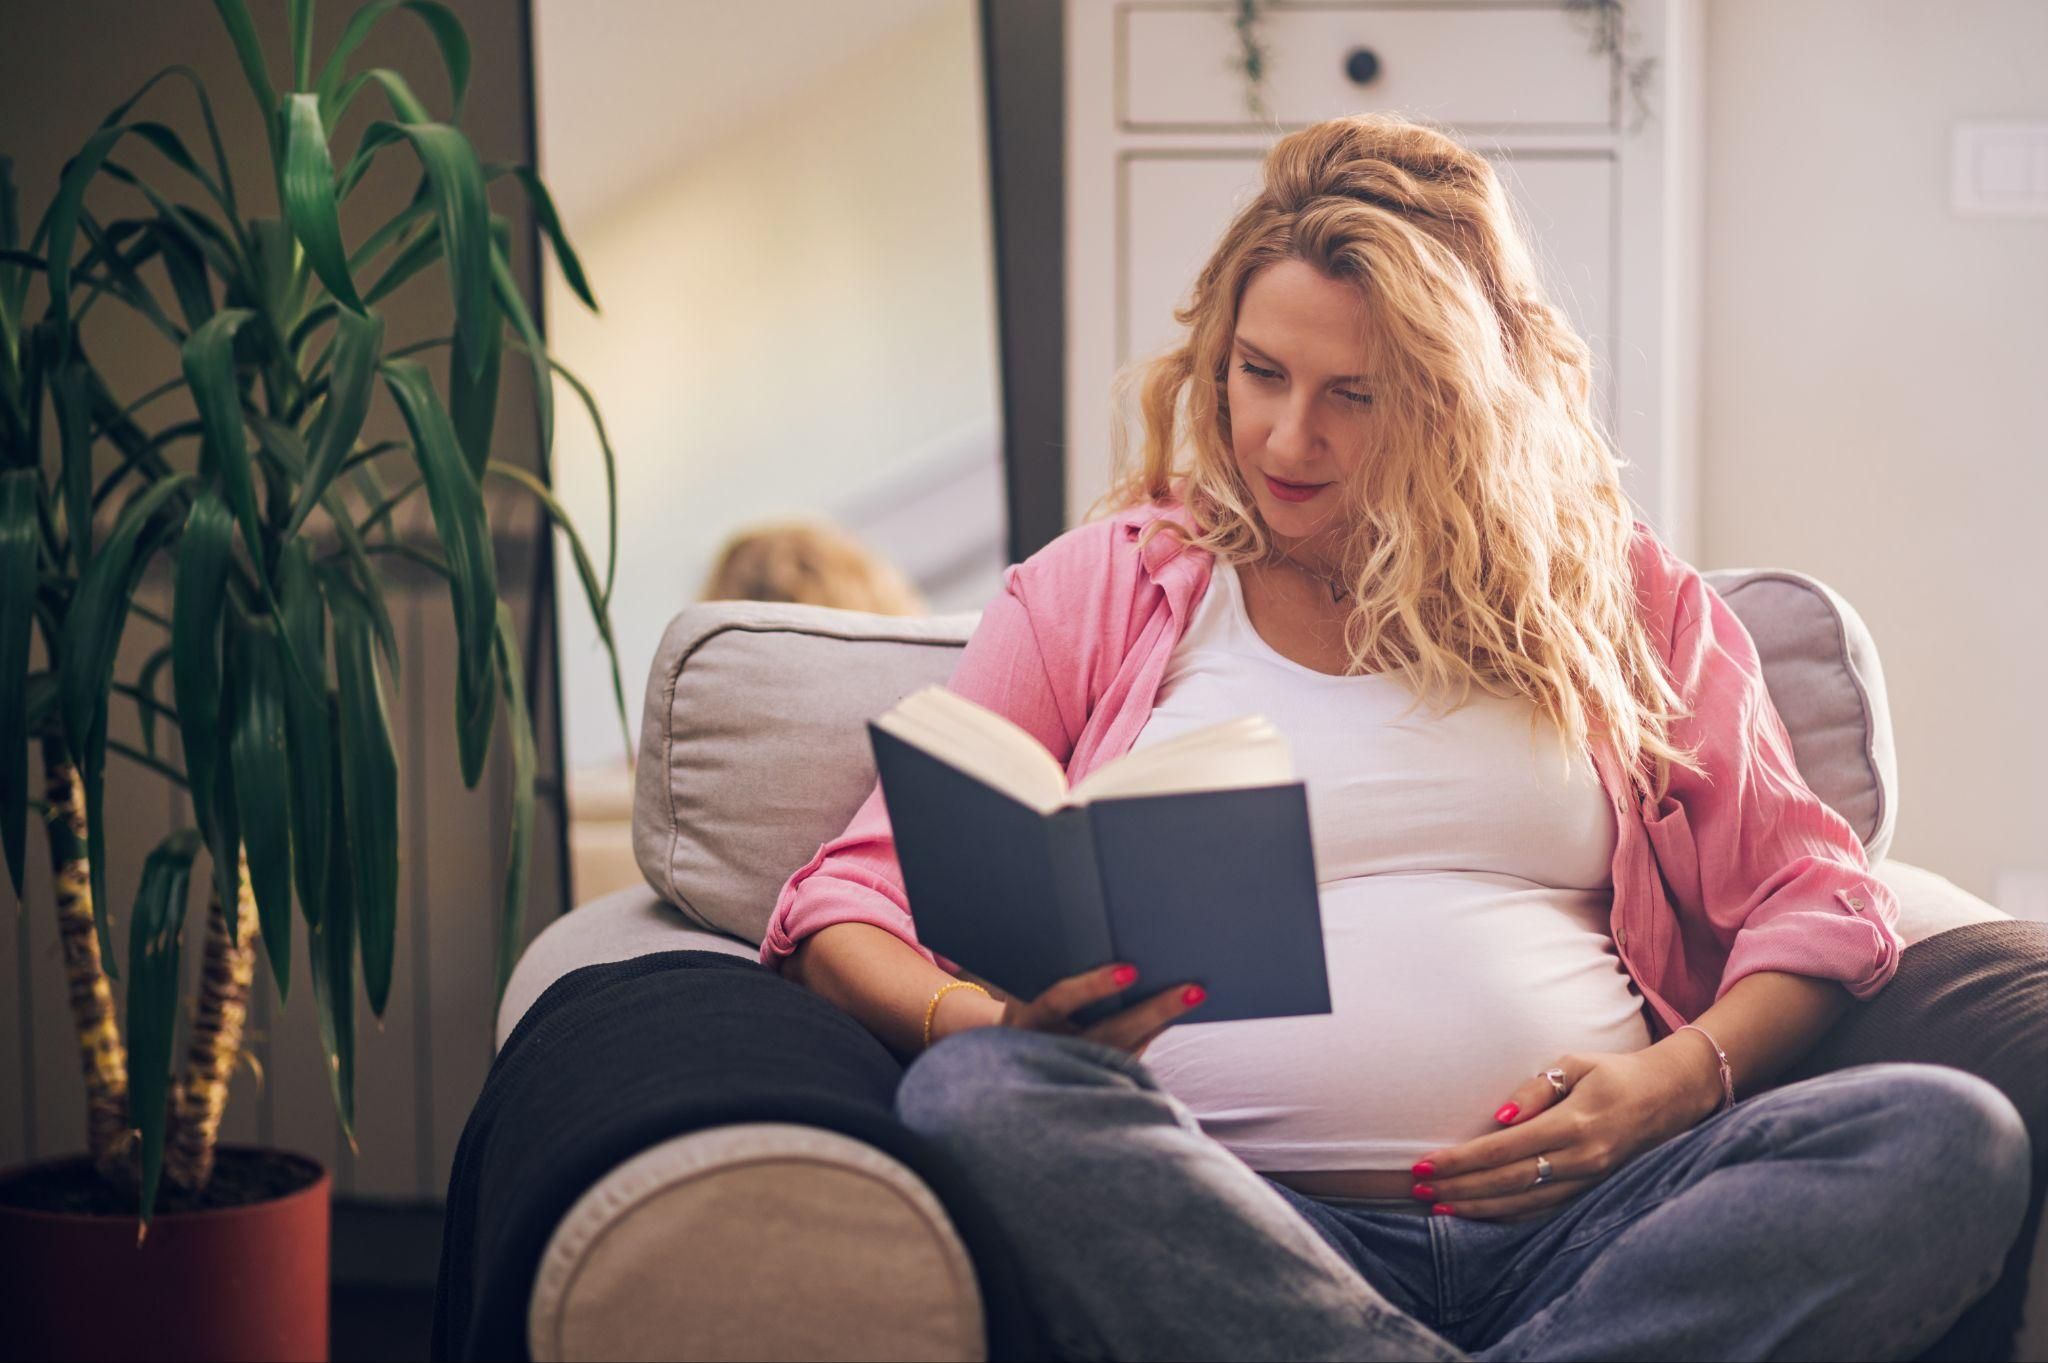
[{"left": 759, "top": 495, "right": 1903, "bottom": 1039}]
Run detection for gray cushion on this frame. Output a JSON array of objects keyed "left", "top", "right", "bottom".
[
  {"left": 632, "top": 567, "right": 1898, "bottom": 950},
  {"left": 1701, "top": 568, "right": 1897, "bottom": 863}
]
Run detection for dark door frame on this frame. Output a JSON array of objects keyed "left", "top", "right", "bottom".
[{"left": 980, "top": 0, "right": 1066, "bottom": 564}]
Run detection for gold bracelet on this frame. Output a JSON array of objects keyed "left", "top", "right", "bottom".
[
  {"left": 1678, "top": 1022, "right": 1736, "bottom": 1113},
  {"left": 923, "top": 980, "right": 991, "bottom": 1052}
]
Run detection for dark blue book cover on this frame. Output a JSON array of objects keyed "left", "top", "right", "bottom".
[{"left": 868, "top": 721, "right": 1332, "bottom": 1030}]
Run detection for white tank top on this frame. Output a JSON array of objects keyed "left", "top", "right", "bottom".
[{"left": 1127, "top": 558, "right": 1651, "bottom": 1171}]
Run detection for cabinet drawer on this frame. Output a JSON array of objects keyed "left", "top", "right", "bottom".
[{"left": 1120, "top": 3, "right": 1614, "bottom": 131}]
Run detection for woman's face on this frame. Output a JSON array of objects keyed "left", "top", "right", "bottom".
[{"left": 1225, "top": 258, "right": 1380, "bottom": 572}]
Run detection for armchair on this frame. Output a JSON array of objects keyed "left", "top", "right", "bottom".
[{"left": 443, "top": 567, "right": 2047, "bottom": 1362}]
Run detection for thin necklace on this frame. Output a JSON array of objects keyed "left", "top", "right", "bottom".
[{"left": 1268, "top": 551, "right": 1353, "bottom": 604}]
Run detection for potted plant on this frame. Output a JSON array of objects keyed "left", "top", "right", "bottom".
[{"left": 0, "top": 1, "right": 627, "bottom": 1357}]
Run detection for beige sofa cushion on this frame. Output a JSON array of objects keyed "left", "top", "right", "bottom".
[
  {"left": 633, "top": 602, "right": 981, "bottom": 946},
  {"left": 634, "top": 570, "right": 1899, "bottom": 950}
]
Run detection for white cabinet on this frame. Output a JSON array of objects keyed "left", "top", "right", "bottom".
[{"left": 1066, "top": 0, "right": 1704, "bottom": 559}]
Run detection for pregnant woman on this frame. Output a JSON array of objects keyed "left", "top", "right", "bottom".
[{"left": 759, "top": 113, "right": 2029, "bottom": 1361}]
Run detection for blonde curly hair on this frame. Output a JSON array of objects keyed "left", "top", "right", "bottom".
[
  {"left": 699, "top": 517, "right": 927, "bottom": 617},
  {"left": 1090, "top": 112, "right": 1704, "bottom": 805}
]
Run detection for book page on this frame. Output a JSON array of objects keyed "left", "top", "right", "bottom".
[
  {"left": 1067, "top": 714, "right": 1294, "bottom": 803},
  {"left": 871, "top": 687, "right": 1071, "bottom": 813}
]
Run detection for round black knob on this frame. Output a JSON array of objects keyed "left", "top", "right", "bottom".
[{"left": 1344, "top": 48, "right": 1381, "bottom": 86}]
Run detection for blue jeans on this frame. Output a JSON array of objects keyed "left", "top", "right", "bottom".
[{"left": 895, "top": 1027, "right": 2030, "bottom": 1362}]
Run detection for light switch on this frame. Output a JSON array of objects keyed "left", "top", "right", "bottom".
[{"left": 1951, "top": 122, "right": 2048, "bottom": 217}]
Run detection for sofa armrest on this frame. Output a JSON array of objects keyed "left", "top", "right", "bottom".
[{"left": 528, "top": 1123, "right": 984, "bottom": 1362}]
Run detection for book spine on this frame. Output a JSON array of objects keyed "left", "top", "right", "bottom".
[{"left": 1045, "top": 807, "right": 1118, "bottom": 1003}]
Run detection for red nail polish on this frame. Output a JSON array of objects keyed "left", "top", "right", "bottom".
[
  {"left": 1112, "top": 964, "right": 1138, "bottom": 987},
  {"left": 1432, "top": 1203, "right": 1455, "bottom": 1217},
  {"left": 1494, "top": 1103, "right": 1519, "bottom": 1124},
  {"left": 1181, "top": 985, "right": 1206, "bottom": 1006},
  {"left": 1411, "top": 1159, "right": 1435, "bottom": 1178},
  {"left": 1411, "top": 1183, "right": 1435, "bottom": 1199}
]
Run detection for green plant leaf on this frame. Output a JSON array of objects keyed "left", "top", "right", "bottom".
[
  {"left": 245, "top": 219, "right": 308, "bottom": 354},
  {"left": 120, "top": 121, "right": 228, "bottom": 213},
  {"left": 0, "top": 155, "right": 24, "bottom": 348},
  {"left": 507, "top": 344, "right": 616, "bottom": 607},
  {"left": 151, "top": 222, "right": 215, "bottom": 332},
  {"left": 59, "top": 67, "right": 245, "bottom": 240},
  {"left": 287, "top": 300, "right": 339, "bottom": 366},
  {"left": 490, "top": 602, "right": 534, "bottom": 1005},
  {"left": 226, "top": 615, "right": 294, "bottom": 999},
  {"left": 363, "top": 220, "right": 441, "bottom": 306},
  {"left": 366, "top": 122, "right": 490, "bottom": 381},
  {"left": 58, "top": 472, "right": 195, "bottom": 977},
  {"left": 45, "top": 124, "right": 159, "bottom": 347},
  {"left": 278, "top": 540, "right": 330, "bottom": 931},
  {"left": 485, "top": 462, "right": 629, "bottom": 757},
  {"left": 317, "top": 2, "right": 469, "bottom": 126},
  {"left": 280, "top": 94, "right": 365, "bottom": 314},
  {"left": 489, "top": 239, "right": 555, "bottom": 485},
  {"left": 72, "top": 212, "right": 184, "bottom": 345},
  {"left": 326, "top": 571, "right": 398, "bottom": 1018},
  {"left": 290, "top": 0, "right": 315, "bottom": 91},
  {"left": 379, "top": 357, "right": 496, "bottom": 787},
  {"left": 124, "top": 825, "right": 204, "bottom": 1232},
  {"left": 285, "top": 307, "right": 383, "bottom": 538},
  {"left": 319, "top": 491, "right": 400, "bottom": 680},
  {"left": 132, "top": 644, "right": 175, "bottom": 756},
  {"left": 172, "top": 491, "right": 234, "bottom": 862},
  {"left": 332, "top": 75, "right": 431, "bottom": 199},
  {"left": 210, "top": 0, "right": 281, "bottom": 158},
  {"left": 180, "top": 309, "right": 266, "bottom": 588},
  {"left": 1, "top": 469, "right": 37, "bottom": 894},
  {"left": 448, "top": 288, "right": 499, "bottom": 478},
  {"left": 487, "top": 163, "right": 597, "bottom": 313},
  {"left": 310, "top": 697, "right": 357, "bottom": 1146},
  {"left": 209, "top": 701, "right": 243, "bottom": 941},
  {"left": 52, "top": 360, "right": 93, "bottom": 572},
  {"left": 96, "top": 163, "right": 242, "bottom": 286}
]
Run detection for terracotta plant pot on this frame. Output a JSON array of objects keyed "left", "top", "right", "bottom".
[{"left": 0, "top": 1147, "right": 329, "bottom": 1363}]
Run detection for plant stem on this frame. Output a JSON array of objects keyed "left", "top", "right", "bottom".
[
  {"left": 41, "top": 737, "right": 137, "bottom": 1189},
  {"left": 165, "top": 845, "right": 257, "bottom": 1195},
  {"left": 107, "top": 738, "right": 189, "bottom": 788}
]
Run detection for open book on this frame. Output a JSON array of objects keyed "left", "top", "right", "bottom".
[{"left": 868, "top": 686, "right": 1333, "bottom": 1029}]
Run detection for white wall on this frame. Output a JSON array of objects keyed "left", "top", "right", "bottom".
[
  {"left": 538, "top": 1, "right": 1000, "bottom": 771},
  {"left": 1700, "top": 0, "right": 2047, "bottom": 907}
]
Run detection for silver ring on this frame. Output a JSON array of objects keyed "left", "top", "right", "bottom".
[
  {"left": 1540, "top": 1067, "right": 1568, "bottom": 1099},
  {"left": 1531, "top": 1154, "right": 1553, "bottom": 1187}
]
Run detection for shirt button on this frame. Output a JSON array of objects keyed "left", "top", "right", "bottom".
[
  {"left": 1616, "top": 925, "right": 1629, "bottom": 947},
  {"left": 1847, "top": 896, "right": 1865, "bottom": 911}
]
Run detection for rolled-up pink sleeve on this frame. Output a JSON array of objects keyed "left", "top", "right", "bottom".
[
  {"left": 757, "top": 563, "right": 1078, "bottom": 976},
  {"left": 1656, "top": 556, "right": 1904, "bottom": 1004}
]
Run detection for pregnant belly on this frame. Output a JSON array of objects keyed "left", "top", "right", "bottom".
[{"left": 1139, "top": 876, "right": 1649, "bottom": 1174}]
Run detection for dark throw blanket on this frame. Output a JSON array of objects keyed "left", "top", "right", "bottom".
[
  {"left": 1770, "top": 920, "right": 2048, "bottom": 1363},
  {"left": 430, "top": 949, "right": 1054, "bottom": 1362}
]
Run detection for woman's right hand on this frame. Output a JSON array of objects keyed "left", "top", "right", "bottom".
[{"left": 996, "top": 963, "right": 1206, "bottom": 1060}]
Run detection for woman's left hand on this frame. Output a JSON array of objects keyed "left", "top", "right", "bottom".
[{"left": 1410, "top": 1045, "right": 1722, "bottom": 1223}]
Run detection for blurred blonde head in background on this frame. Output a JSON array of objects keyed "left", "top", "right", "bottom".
[{"left": 699, "top": 517, "right": 928, "bottom": 616}]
